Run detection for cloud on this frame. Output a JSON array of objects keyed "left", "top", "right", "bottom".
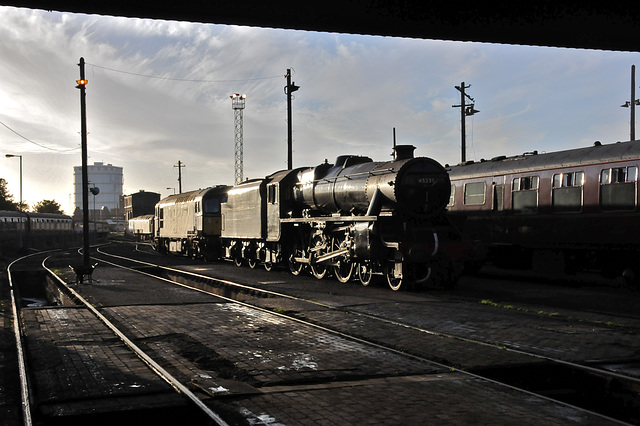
[{"left": 0, "top": 6, "right": 637, "bottom": 214}]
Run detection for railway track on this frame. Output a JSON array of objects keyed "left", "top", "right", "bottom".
[
  {"left": 7, "top": 251, "right": 229, "bottom": 426},
  {"left": 91, "top": 242, "right": 640, "bottom": 424}
]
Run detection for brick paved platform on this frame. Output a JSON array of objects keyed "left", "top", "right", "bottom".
[
  {"left": 21, "top": 306, "right": 186, "bottom": 418},
  {"left": 6, "top": 253, "right": 629, "bottom": 424}
]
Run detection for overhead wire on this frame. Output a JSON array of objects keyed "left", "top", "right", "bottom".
[
  {"left": 0, "top": 119, "right": 78, "bottom": 152},
  {"left": 2, "top": 62, "right": 280, "bottom": 152},
  {"left": 86, "top": 62, "right": 282, "bottom": 83}
]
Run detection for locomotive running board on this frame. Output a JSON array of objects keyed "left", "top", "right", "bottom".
[{"left": 280, "top": 216, "right": 378, "bottom": 224}]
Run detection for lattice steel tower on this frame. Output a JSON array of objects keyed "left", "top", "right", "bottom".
[{"left": 230, "top": 93, "right": 246, "bottom": 185}]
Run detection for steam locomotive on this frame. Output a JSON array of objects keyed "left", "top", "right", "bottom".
[{"left": 154, "top": 146, "right": 465, "bottom": 290}]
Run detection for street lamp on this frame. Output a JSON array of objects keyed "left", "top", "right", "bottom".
[
  {"left": 284, "top": 69, "right": 300, "bottom": 170},
  {"left": 166, "top": 187, "right": 176, "bottom": 195},
  {"left": 5, "top": 154, "right": 22, "bottom": 211}
]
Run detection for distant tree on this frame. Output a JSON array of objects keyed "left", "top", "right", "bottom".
[
  {"left": 33, "top": 199, "right": 64, "bottom": 214},
  {"left": 0, "top": 178, "right": 18, "bottom": 210}
]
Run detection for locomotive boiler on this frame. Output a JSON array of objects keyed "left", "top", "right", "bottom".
[
  {"left": 293, "top": 145, "right": 451, "bottom": 218},
  {"left": 221, "top": 145, "right": 464, "bottom": 290}
]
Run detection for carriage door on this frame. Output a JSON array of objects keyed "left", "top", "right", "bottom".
[
  {"left": 266, "top": 183, "right": 280, "bottom": 241},
  {"left": 491, "top": 174, "right": 506, "bottom": 212},
  {"left": 493, "top": 184, "right": 505, "bottom": 211}
]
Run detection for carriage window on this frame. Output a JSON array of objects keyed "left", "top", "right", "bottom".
[
  {"left": 552, "top": 172, "right": 584, "bottom": 212},
  {"left": 464, "top": 182, "right": 485, "bottom": 205},
  {"left": 512, "top": 175, "right": 539, "bottom": 214},
  {"left": 448, "top": 185, "right": 455, "bottom": 206},
  {"left": 513, "top": 176, "right": 539, "bottom": 191},
  {"left": 600, "top": 166, "right": 637, "bottom": 211}
]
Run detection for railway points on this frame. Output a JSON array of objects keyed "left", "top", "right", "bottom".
[{"left": 2, "top": 245, "right": 639, "bottom": 425}]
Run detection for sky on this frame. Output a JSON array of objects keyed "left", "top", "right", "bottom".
[{"left": 1, "top": 6, "right": 638, "bottom": 214}]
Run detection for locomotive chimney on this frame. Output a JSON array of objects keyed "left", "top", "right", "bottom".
[{"left": 393, "top": 145, "right": 416, "bottom": 160}]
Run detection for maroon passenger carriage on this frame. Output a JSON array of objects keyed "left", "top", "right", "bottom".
[{"left": 446, "top": 139, "right": 640, "bottom": 285}]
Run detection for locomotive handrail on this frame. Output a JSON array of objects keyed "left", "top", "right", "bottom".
[{"left": 312, "top": 168, "right": 396, "bottom": 185}]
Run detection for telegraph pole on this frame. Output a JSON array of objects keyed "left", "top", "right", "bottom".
[
  {"left": 453, "top": 82, "right": 479, "bottom": 163},
  {"left": 285, "top": 69, "right": 300, "bottom": 170},
  {"left": 76, "top": 57, "right": 90, "bottom": 269},
  {"left": 621, "top": 65, "right": 639, "bottom": 141},
  {"left": 174, "top": 161, "right": 184, "bottom": 193}
]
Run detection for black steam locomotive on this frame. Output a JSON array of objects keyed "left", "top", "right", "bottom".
[{"left": 220, "top": 145, "right": 465, "bottom": 290}]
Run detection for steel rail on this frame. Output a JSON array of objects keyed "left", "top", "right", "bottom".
[
  {"left": 98, "top": 244, "right": 640, "bottom": 385},
  {"left": 92, "top": 245, "right": 631, "bottom": 425},
  {"left": 6, "top": 254, "right": 37, "bottom": 426},
  {"left": 41, "top": 256, "right": 229, "bottom": 426}
]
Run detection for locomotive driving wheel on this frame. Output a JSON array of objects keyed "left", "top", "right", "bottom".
[
  {"left": 357, "top": 261, "right": 373, "bottom": 286},
  {"left": 385, "top": 261, "right": 404, "bottom": 291},
  {"left": 288, "top": 248, "right": 305, "bottom": 275},
  {"left": 332, "top": 236, "right": 353, "bottom": 283},
  {"left": 309, "top": 233, "right": 328, "bottom": 279},
  {"left": 310, "top": 261, "right": 327, "bottom": 279}
]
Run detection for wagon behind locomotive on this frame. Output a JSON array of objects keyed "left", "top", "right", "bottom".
[
  {"left": 221, "top": 168, "right": 303, "bottom": 269},
  {"left": 154, "top": 186, "right": 228, "bottom": 259},
  {"left": 446, "top": 140, "right": 640, "bottom": 283},
  {"left": 127, "top": 214, "right": 154, "bottom": 241}
]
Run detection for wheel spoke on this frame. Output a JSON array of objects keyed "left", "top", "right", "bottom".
[
  {"left": 289, "top": 252, "right": 304, "bottom": 275},
  {"left": 311, "top": 263, "right": 327, "bottom": 279},
  {"left": 385, "top": 262, "right": 403, "bottom": 291},
  {"left": 332, "top": 236, "right": 353, "bottom": 283},
  {"left": 358, "top": 262, "right": 373, "bottom": 286}
]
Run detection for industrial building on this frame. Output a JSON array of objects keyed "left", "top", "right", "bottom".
[
  {"left": 123, "top": 190, "right": 161, "bottom": 222},
  {"left": 73, "top": 162, "right": 123, "bottom": 219}
]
